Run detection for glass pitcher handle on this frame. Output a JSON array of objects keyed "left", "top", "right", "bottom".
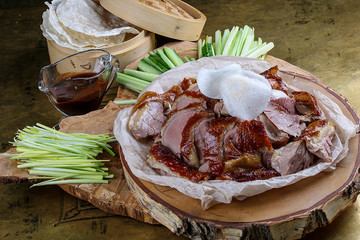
[{"left": 104, "top": 55, "right": 119, "bottom": 93}]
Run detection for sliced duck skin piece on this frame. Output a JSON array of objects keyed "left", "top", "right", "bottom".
[
  {"left": 271, "top": 140, "right": 314, "bottom": 175},
  {"left": 260, "top": 65, "right": 288, "bottom": 94},
  {"left": 179, "top": 77, "right": 197, "bottom": 91},
  {"left": 147, "top": 142, "right": 209, "bottom": 182},
  {"left": 201, "top": 117, "right": 239, "bottom": 176},
  {"left": 271, "top": 97, "right": 296, "bottom": 114},
  {"left": 292, "top": 91, "right": 323, "bottom": 118},
  {"left": 194, "top": 118, "right": 213, "bottom": 168},
  {"left": 258, "top": 113, "right": 290, "bottom": 149},
  {"left": 223, "top": 152, "right": 263, "bottom": 172},
  {"left": 301, "top": 119, "right": 336, "bottom": 162},
  {"left": 128, "top": 77, "right": 199, "bottom": 140},
  {"left": 128, "top": 101, "right": 165, "bottom": 140},
  {"left": 231, "top": 120, "right": 273, "bottom": 153},
  {"left": 228, "top": 120, "right": 274, "bottom": 169},
  {"left": 171, "top": 83, "right": 209, "bottom": 111},
  {"left": 213, "top": 100, "right": 230, "bottom": 117},
  {"left": 160, "top": 105, "right": 204, "bottom": 159},
  {"left": 180, "top": 111, "right": 214, "bottom": 168},
  {"left": 264, "top": 98, "right": 303, "bottom": 137},
  {"left": 219, "top": 167, "right": 280, "bottom": 182},
  {"left": 128, "top": 82, "right": 185, "bottom": 140},
  {"left": 131, "top": 86, "right": 183, "bottom": 115}
]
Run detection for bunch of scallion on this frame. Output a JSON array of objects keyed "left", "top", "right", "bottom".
[
  {"left": 114, "top": 25, "right": 275, "bottom": 100},
  {"left": 198, "top": 25, "right": 274, "bottom": 60},
  {"left": 4, "top": 123, "right": 116, "bottom": 187},
  {"left": 116, "top": 47, "right": 195, "bottom": 93}
]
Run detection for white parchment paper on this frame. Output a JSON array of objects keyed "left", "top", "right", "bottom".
[{"left": 113, "top": 56, "right": 358, "bottom": 209}]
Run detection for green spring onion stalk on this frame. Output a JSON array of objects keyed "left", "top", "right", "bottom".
[
  {"left": 222, "top": 26, "right": 239, "bottom": 55},
  {"left": 116, "top": 72, "right": 150, "bottom": 93},
  {"left": 117, "top": 47, "right": 192, "bottom": 93},
  {"left": 240, "top": 26, "right": 255, "bottom": 56},
  {"left": 117, "top": 25, "right": 274, "bottom": 94},
  {"left": 197, "top": 39, "right": 204, "bottom": 59},
  {"left": 113, "top": 99, "right": 137, "bottom": 105},
  {"left": 214, "top": 30, "right": 222, "bottom": 56},
  {"left": 220, "top": 28, "right": 230, "bottom": 53},
  {"left": 5, "top": 123, "right": 116, "bottom": 187},
  {"left": 197, "top": 25, "right": 274, "bottom": 59},
  {"left": 123, "top": 69, "right": 159, "bottom": 82}
]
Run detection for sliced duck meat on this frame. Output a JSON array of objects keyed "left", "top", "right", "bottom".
[
  {"left": 292, "top": 91, "right": 324, "bottom": 119},
  {"left": 301, "top": 120, "right": 336, "bottom": 162},
  {"left": 128, "top": 83, "right": 185, "bottom": 140},
  {"left": 180, "top": 111, "right": 215, "bottom": 168},
  {"left": 271, "top": 97, "right": 296, "bottom": 114},
  {"left": 171, "top": 83, "right": 209, "bottom": 111},
  {"left": 160, "top": 105, "right": 204, "bottom": 160},
  {"left": 264, "top": 98, "right": 303, "bottom": 137},
  {"left": 260, "top": 65, "right": 288, "bottom": 94},
  {"left": 227, "top": 120, "right": 274, "bottom": 169},
  {"left": 258, "top": 113, "right": 290, "bottom": 149},
  {"left": 128, "top": 101, "right": 165, "bottom": 140},
  {"left": 220, "top": 167, "right": 280, "bottom": 182},
  {"left": 271, "top": 140, "right": 314, "bottom": 175},
  {"left": 147, "top": 142, "right": 209, "bottom": 182},
  {"left": 201, "top": 117, "right": 239, "bottom": 176},
  {"left": 223, "top": 152, "right": 263, "bottom": 173},
  {"left": 194, "top": 118, "right": 213, "bottom": 172},
  {"left": 128, "top": 77, "right": 205, "bottom": 141},
  {"left": 179, "top": 77, "right": 197, "bottom": 91},
  {"left": 213, "top": 100, "right": 230, "bottom": 116}
]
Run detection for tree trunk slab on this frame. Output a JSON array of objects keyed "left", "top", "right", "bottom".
[{"left": 120, "top": 41, "right": 360, "bottom": 239}]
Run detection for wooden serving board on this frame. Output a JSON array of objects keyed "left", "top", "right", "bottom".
[
  {"left": 119, "top": 41, "right": 360, "bottom": 239},
  {"left": 1, "top": 41, "right": 359, "bottom": 239}
]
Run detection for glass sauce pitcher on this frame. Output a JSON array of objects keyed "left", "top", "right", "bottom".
[{"left": 39, "top": 49, "right": 119, "bottom": 116}]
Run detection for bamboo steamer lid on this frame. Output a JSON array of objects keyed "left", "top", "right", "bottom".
[{"left": 99, "top": 0, "right": 207, "bottom": 41}]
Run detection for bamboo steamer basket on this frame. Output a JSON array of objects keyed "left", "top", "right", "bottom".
[
  {"left": 46, "top": 0, "right": 206, "bottom": 69},
  {"left": 99, "top": 0, "right": 206, "bottom": 41},
  {"left": 47, "top": 30, "right": 156, "bottom": 71}
]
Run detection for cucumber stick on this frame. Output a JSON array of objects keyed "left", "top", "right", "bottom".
[
  {"left": 163, "top": 47, "right": 184, "bottom": 66},
  {"left": 156, "top": 49, "right": 176, "bottom": 69},
  {"left": 197, "top": 25, "right": 274, "bottom": 59},
  {"left": 123, "top": 69, "right": 159, "bottom": 82},
  {"left": 137, "top": 59, "right": 162, "bottom": 75},
  {"left": 148, "top": 56, "right": 169, "bottom": 72},
  {"left": 118, "top": 47, "right": 192, "bottom": 92}
]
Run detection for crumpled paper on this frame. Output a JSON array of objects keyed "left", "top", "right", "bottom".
[{"left": 113, "top": 56, "right": 359, "bottom": 209}]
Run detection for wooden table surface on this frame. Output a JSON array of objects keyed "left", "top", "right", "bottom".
[{"left": 1, "top": 0, "right": 360, "bottom": 239}]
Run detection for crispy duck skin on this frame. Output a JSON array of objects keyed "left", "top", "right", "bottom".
[
  {"left": 171, "top": 83, "right": 209, "bottom": 111},
  {"left": 160, "top": 104, "right": 204, "bottom": 164},
  {"left": 260, "top": 65, "right": 288, "bottom": 94},
  {"left": 128, "top": 77, "right": 198, "bottom": 140},
  {"left": 201, "top": 117, "right": 239, "bottom": 176},
  {"left": 147, "top": 142, "right": 209, "bottom": 182},
  {"left": 180, "top": 111, "right": 214, "bottom": 168},
  {"left": 301, "top": 119, "right": 336, "bottom": 162},
  {"left": 258, "top": 113, "right": 290, "bottom": 149},
  {"left": 264, "top": 98, "right": 303, "bottom": 137},
  {"left": 219, "top": 167, "right": 280, "bottom": 182},
  {"left": 224, "top": 120, "right": 274, "bottom": 170},
  {"left": 292, "top": 91, "right": 323, "bottom": 118},
  {"left": 128, "top": 101, "right": 165, "bottom": 140}
]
